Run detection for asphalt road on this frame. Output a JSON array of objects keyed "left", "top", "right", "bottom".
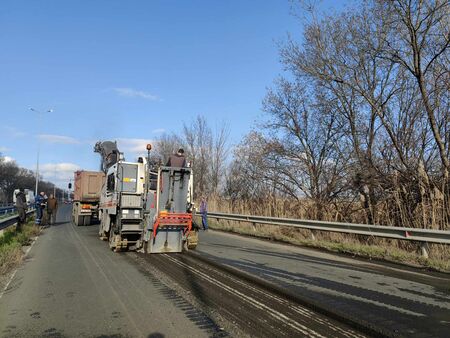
[
  {"left": 137, "top": 252, "right": 365, "bottom": 338},
  {"left": 195, "top": 230, "right": 450, "bottom": 337},
  {"left": 0, "top": 206, "right": 219, "bottom": 338},
  {"left": 1, "top": 205, "right": 449, "bottom": 337}
]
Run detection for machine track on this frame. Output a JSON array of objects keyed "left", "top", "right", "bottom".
[{"left": 138, "top": 252, "right": 377, "bottom": 338}]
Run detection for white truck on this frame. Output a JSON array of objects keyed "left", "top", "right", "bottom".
[{"left": 13, "top": 189, "right": 35, "bottom": 206}]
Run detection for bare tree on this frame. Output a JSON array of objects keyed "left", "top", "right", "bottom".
[
  {"left": 0, "top": 155, "right": 63, "bottom": 203},
  {"left": 210, "top": 121, "right": 230, "bottom": 196},
  {"left": 154, "top": 133, "right": 183, "bottom": 164},
  {"left": 378, "top": 0, "right": 450, "bottom": 177},
  {"left": 183, "top": 116, "right": 212, "bottom": 199},
  {"left": 225, "top": 0, "right": 448, "bottom": 228}
]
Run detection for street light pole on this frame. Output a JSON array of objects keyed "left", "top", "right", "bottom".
[
  {"left": 35, "top": 138, "right": 40, "bottom": 197},
  {"left": 30, "top": 108, "right": 53, "bottom": 196},
  {"left": 53, "top": 163, "right": 57, "bottom": 197}
]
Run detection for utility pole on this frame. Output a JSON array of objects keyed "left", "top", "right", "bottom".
[{"left": 30, "top": 108, "right": 53, "bottom": 196}]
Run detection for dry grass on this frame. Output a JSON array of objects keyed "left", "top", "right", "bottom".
[{"left": 0, "top": 221, "right": 40, "bottom": 275}]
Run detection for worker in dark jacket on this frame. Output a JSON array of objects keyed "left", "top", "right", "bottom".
[
  {"left": 47, "top": 194, "right": 58, "bottom": 225},
  {"left": 166, "top": 148, "right": 186, "bottom": 167},
  {"left": 15, "top": 190, "right": 26, "bottom": 232}
]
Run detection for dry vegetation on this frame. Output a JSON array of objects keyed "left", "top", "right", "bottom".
[
  {"left": 206, "top": 198, "right": 450, "bottom": 272},
  {"left": 0, "top": 221, "right": 40, "bottom": 276}
]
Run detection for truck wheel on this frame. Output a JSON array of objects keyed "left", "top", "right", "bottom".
[
  {"left": 75, "top": 216, "right": 83, "bottom": 226},
  {"left": 83, "top": 216, "right": 91, "bottom": 226}
]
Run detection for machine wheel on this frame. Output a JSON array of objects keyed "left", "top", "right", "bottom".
[
  {"left": 182, "top": 240, "right": 189, "bottom": 252},
  {"left": 109, "top": 228, "right": 116, "bottom": 250},
  {"left": 187, "top": 242, "right": 198, "bottom": 250},
  {"left": 99, "top": 212, "right": 109, "bottom": 240},
  {"left": 109, "top": 226, "right": 121, "bottom": 252},
  {"left": 100, "top": 231, "right": 109, "bottom": 241},
  {"left": 187, "top": 231, "right": 199, "bottom": 250}
]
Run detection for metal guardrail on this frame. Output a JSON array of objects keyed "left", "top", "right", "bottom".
[
  {"left": 206, "top": 212, "right": 450, "bottom": 257},
  {"left": 0, "top": 204, "right": 16, "bottom": 216},
  {"left": 0, "top": 209, "right": 35, "bottom": 231}
]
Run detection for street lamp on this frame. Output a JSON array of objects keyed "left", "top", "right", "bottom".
[
  {"left": 53, "top": 163, "right": 57, "bottom": 197},
  {"left": 30, "top": 107, "right": 53, "bottom": 196}
]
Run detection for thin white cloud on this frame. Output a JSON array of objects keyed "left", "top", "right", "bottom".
[
  {"left": 152, "top": 128, "right": 166, "bottom": 134},
  {"left": 38, "top": 134, "right": 80, "bottom": 144},
  {"left": 113, "top": 87, "right": 159, "bottom": 101},
  {"left": 3, "top": 126, "right": 26, "bottom": 138},
  {"left": 40, "top": 162, "right": 81, "bottom": 186},
  {"left": 3, "top": 156, "right": 15, "bottom": 163},
  {"left": 116, "top": 138, "right": 154, "bottom": 158},
  {"left": 41, "top": 163, "right": 81, "bottom": 172},
  {"left": 0, "top": 146, "right": 9, "bottom": 152}
]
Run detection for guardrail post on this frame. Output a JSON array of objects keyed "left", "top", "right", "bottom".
[
  {"left": 252, "top": 222, "right": 257, "bottom": 232},
  {"left": 420, "top": 242, "right": 429, "bottom": 259},
  {"left": 310, "top": 231, "right": 316, "bottom": 241}
]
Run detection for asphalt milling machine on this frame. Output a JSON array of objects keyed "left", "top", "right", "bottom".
[{"left": 93, "top": 140, "right": 199, "bottom": 254}]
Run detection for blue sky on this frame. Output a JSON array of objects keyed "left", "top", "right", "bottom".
[{"left": 0, "top": 0, "right": 348, "bottom": 187}]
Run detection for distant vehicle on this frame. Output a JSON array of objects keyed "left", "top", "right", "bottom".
[
  {"left": 12, "top": 189, "right": 35, "bottom": 206},
  {"left": 71, "top": 171, "right": 104, "bottom": 226}
]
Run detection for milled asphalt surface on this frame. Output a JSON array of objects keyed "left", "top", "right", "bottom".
[
  {"left": 139, "top": 252, "right": 366, "bottom": 338},
  {"left": 195, "top": 230, "right": 450, "bottom": 337},
  {"left": 0, "top": 206, "right": 217, "bottom": 338}
]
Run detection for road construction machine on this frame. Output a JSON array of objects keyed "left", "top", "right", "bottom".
[
  {"left": 140, "top": 160, "right": 198, "bottom": 253},
  {"left": 95, "top": 141, "right": 198, "bottom": 253},
  {"left": 95, "top": 141, "right": 146, "bottom": 250}
]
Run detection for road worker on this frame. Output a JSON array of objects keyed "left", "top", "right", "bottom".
[
  {"left": 35, "top": 192, "right": 46, "bottom": 226},
  {"left": 47, "top": 193, "right": 58, "bottom": 225},
  {"left": 15, "top": 189, "right": 27, "bottom": 232},
  {"left": 200, "top": 196, "right": 208, "bottom": 230},
  {"left": 166, "top": 148, "right": 186, "bottom": 167}
]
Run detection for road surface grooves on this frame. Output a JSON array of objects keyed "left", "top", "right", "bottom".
[
  {"left": 195, "top": 230, "right": 450, "bottom": 337},
  {"left": 138, "top": 252, "right": 368, "bottom": 338}
]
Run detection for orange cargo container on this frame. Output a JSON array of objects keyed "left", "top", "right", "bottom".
[{"left": 72, "top": 171, "right": 105, "bottom": 226}]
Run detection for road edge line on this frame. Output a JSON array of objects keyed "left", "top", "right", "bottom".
[{"left": 0, "top": 235, "right": 39, "bottom": 300}]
